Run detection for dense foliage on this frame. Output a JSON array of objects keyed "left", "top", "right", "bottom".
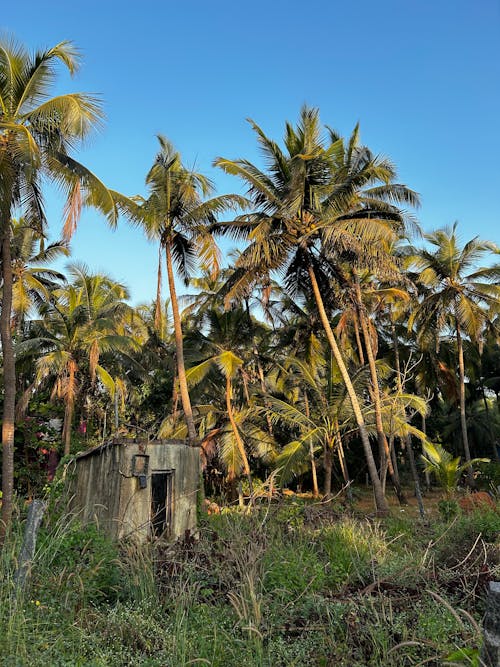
[{"left": 1, "top": 32, "right": 500, "bottom": 667}]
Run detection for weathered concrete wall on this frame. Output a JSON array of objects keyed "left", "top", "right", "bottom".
[
  {"left": 69, "top": 441, "right": 122, "bottom": 536},
  {"left": 68, "top": 439, "right": 200, "bottom": 542}
]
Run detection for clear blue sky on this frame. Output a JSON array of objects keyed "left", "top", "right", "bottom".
[{"left": 3, "top": 0, "right": 500, "bottom": 303}]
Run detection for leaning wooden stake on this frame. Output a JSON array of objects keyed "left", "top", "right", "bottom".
[
  {"left": 481, "top": 581, "right": 500, "bottom": 666},
  {"left": 14, "top": 500, "right": 46, "bottom": 591}
]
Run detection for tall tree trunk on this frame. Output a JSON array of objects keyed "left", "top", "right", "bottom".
[
  {"left": 354, "top": 280, "right": 406, "bottom": 504},
  {"left": 62, "top": 361, "right": 77, "bottom": 456},
  {"left": 335, "top": 420, "right": 353, "bottom": 501},
  {"left": 244, "top": 299, "right": 274, "bottom": 436},
  {"left": 304, "top": 391, "right": 319, "bottom": 497},
  {"left": 323, "top": 444, "right": 333, "bottom": 497},
  {"left": 309, "top": 440, "right": 319, "bottom": 498},
  {"left": 456, "top": 320, "right": 475, "bottom": 486},
  {"left": 392, "top": 324, "right": 426, "bottom": 519},
  {"left": 421, "top": 412, "right": 431, "bottom": 491},
  {"left": 114, "top": 386, "right": 119, "bottom": 431},
  {"left": 0, "top": 223, "right": 15, "bottom": 545},
  {"left": 226, "top": 375, "right": 253, "bottom": 498},
  {"left": 389, "top": 435, "right": 401, "bottom": 487},
  {"left": 165, "top": 243, "right": 197, "bottom": 444},
  {"left": 353, "top": 313, "right": 365, "bottom": 366},
  {"left": 307, "top": 265, "right": 389, "bottom": 514},
  {"left": 240, "top": 368, "right": 251, "bottom": 404},
  {"left": 154, "top": 245, "right": 163, "bottom": 332}
]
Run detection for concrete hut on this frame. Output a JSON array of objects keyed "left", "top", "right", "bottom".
[{"left": 68, "top": 438, "right": 200, "bottom": 542}]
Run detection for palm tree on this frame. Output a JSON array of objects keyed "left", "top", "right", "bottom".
[
  {"left": 421, "top": 442, "right": 488, "bottom": 498},
  {"left": 409, "top": 224, "right": 500, "bottom": 484},
  {"left": 18, "top": 266, "right": 135, "bottom": 455},
  {"left": 113, "top": 136, "right": 247, "bottom": 444},
  {"left": 0, "top": 37, "right": 118, "bottom": 539},
  {"left": 9, "top": 219, "right": 69, "bottom": 330},
  {"left": 214, "top": 107, "right": 418, "bottom": 513},
  {"left": 187, "top": 348, "right": 255, "bottom": 494},
  {"left": 180, "top": 268, "right": 229, "bottom": 328},
  {"left": 332, "top": 264, "right": 410, "bottom": 502},
  {"left": 265, "top": 355, "right": 354, "bottom": 497}
]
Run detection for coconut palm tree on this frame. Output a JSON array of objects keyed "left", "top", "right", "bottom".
[
  {"left": 214, "top": 107, "right": 419, "bottom": 513},
  {"left": 265, "top": 355, "right": 355, "bottom": 497},
  {"left": 9, "top": 220, "right": 69, "bottom": 330},
  {"left": 331, "top": 264, "right": 411, "bottom": 502},
  {"left": 0, "top": 37, "right": 118, "bottom": 539},
  {"left": 113, "top": 136, "right": 247, "bottom": 444},
  {"left": 421, "top": 442, "right": 488, "bottom": 498},
  {"left": 18, "top": 266, "right": 136, "bottom": 455},
  {"left": 408, "top": 223, "right": 500, "bottom": 484}
]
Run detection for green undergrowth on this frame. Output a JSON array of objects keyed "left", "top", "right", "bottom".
[{"left": 1, "top": 497, "right": 499, "bottom": 666}]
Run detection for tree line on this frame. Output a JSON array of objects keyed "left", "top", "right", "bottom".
[{"left": 2, "top": 37, "right": 500, "bottom": 539}]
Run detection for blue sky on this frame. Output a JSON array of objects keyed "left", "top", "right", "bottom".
[{"left": 2, "top": 0, "right": 500, "bottom": 304}]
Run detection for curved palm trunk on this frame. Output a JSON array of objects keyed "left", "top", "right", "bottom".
[
  {"left": 0, "top": 223, "right": 15, "bottom": 544},
  {"left": 165, "top": 243, "right": 197, "bottom": 444},
  {"left": 455, "top": 320, "right": 475, "bottom": 486},
  {"left": 307, "top": 265, "right": 389, "bottom": 514},
  {"left": 353, "top": 281, "right": 406, "bottom": 505},
  {"left": 226, "top": 375, "right": 253, "bottom": 499},
  {"left": 392, "top": 324, "right": 426, "bottom": 519}
]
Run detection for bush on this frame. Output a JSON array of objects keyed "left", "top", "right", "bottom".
[
  {"left": 437, "top": 498, "right": 460, "bottom": 521},
  {"left": 264, "top": 535, "right": 325, "bottom": 596}
]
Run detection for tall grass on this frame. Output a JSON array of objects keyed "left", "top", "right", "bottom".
[{"left": 0, "top": 499, "right": 497, "bottom": 665}]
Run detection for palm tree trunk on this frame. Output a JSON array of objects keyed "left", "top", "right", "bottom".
[
  {"left": 389, "top": 435, "right": 401, "bottom": 486},
  {"left": 309, "top": 440, "right": 319, "bottom": 498},
  {"left": 154, "top": 245, "right": 163, "bottom": 332},
  {"left": 392, "top": 324, "right": 426, "bottom": 518},
  {"left": 455, "top": 320, "right": 474, "bottom": 486},
  {"left": 226, "top": 375, "right": 253, "bottom": 498},
  {"left": 307, "top": 265, "right": 389, "bottom": 514},
  {"left": 335, "top": 420, "right": 353, "bottom": 501},
  {"left": 304, "top": 391, "right": 319, "bottom": 497},
  {"left": 354, "top": 281, "right": 406, "bottom": 504},
  {"left": 244, "top": 299, "right": 274, "bottom": 436},
  {"left": 62, "top": 361, "right": 77, "bottom": 456},
  {"left": 0, "top": 222, "right": 15, "bottom": 545},
  {"left": 114, "top": 387, "right": 119, "bottom": 431},
  {"left": 353, "top": 314, "right": 365, "bottom": 366},
  {"left": 323, "top": 444, "right": 333, "bottom": 497},
  {"left": 421, "top": 412, "right": 431, "bottom": 491},
  {"left": 165, "top": 243, "right": 197, "bottom": 444}
]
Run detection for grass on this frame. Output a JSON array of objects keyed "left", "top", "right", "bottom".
[{"left": 0, "top": 491, "right": 498, "bottom": 666}]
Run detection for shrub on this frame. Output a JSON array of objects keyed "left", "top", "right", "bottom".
[
  {"left": 321, "top": 520, "right": 387, "bottom": 590},
  {"left": 264, "top": 535, "right": 325, "bottom": 596}
]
